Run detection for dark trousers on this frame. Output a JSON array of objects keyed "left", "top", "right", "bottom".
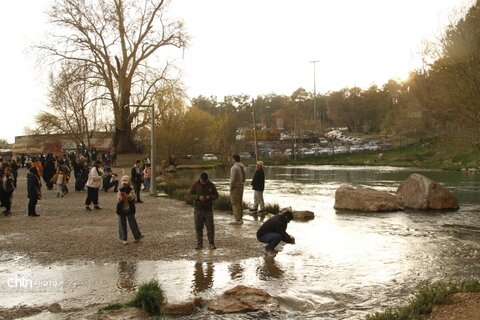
[
  {"left": 258, "top": 232, "right": 282, "bottom": 250},
  {"left": 133, "top": 181, "right": 142, "bottom": 202},
  {"left": 85, "top": 186, "right": 99, "bottom": 206},
  {"left": 103, "top": 180, "right": 119, "bottom": 192},
  {"left": 194, "top": 209, "right": 214, "bottom": 245},
  {"left": 28, "top": 198, "right": 38, "bottom": 216},
  {"left": 1, "top": 191, "right": 13, "bottom": 211},
  {"left": 118, "top": 213, "right": 142, "bottom": 241}
]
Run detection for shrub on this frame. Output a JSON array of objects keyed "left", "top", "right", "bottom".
[
  {"left": 366, "top": 279, "right": 480, "bottom": 320},
  {"left": 129, "top": 280, "right": 166, "bottom": 316},
  {"left": 214, "top": 194, "right": 232, "bottom": 211},
  {"left": 163, "top": 182, "right": 177, "bottom": 196},
  {"left": 264, "top": 203, "right": 280, "bottom": 214}
]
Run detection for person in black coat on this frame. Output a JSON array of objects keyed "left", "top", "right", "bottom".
[
  {"left": 256, "top": 209, "right": 295, "bottom": 255},
  {"left": 43, "top": 154, "right": 56, "bottom": 190},
  {"left": 26, "top": 167, "right": 41, "bottom": 217},
  {"left": 116, "top": 175, "right": 143, "bottom": 244},
  {"left": 250, "top": 161, "right": 265, "bottom": 213},
  {"left": 130, "top": 159, "right": 144, "bottom": 203}
]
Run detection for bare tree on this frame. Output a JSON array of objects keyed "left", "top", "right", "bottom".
[
  {"left": 33, "top": 62, "right": 109, "bottom": 148},
  {"left": 37, "top": 0, "right": 188, "bottom": 152}
]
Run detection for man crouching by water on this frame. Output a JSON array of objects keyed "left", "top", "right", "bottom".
[
  {"left": 189, "top": 172, "right": 219, "bottom": 250},
  {"left": 257, "top": 209, "right": 295, "bottom": 256}
]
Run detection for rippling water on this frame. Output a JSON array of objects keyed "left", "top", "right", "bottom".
[{"left": 1, "top": 165, "right": 480, "bottom": 319}]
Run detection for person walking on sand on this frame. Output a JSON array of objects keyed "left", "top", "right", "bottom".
[
  {"left": 250, "top": 161, "right": 265, "bottom": 214},
  {"left": 85, "top": 160, "right": 108, "bottom": 211},
  {"left": 26, "top": 167, "right": 41, "bottom": 217},
  {"left": 0, "top": 167, "right": 15, "bottom": 216},
  {"left": 229, "top": 154, "right": 246, "bottom": 225},
  {"left": 116, "top": 175, "right": 143, "bottom": 245},
  {"left": 130, "top": 160, "right": 144, "bottom": 203},
  {"left": 50, "top": 169, "right": 67, "bottom": 198},
  {"left": 256, "top": 209, "right": 295, "bottom": 256},
  {"left": 189, "top": 172, "right": 219, "bottom": 250}
]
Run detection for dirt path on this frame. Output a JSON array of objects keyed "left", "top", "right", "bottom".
[{"left": 0, "top": 167, "right": 263, "bottom": 264}]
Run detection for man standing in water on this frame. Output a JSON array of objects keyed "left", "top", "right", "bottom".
[
  {"left": 257, "top": 209, "right": 295, "bottom": 256},
  {"left": 229, "top": 154, "right": 246, "bottom": 225},
  {"left": 190, "top": 172, "right": 219, "bottom": 250}
]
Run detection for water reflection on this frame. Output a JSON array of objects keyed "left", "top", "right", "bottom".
[
  {"left": 192, "top": 262, "right": 214, "bottom": 294},
  {"left": 228, "top": 262, "right": 245, "bottom": 280},
  {"left": 257, "top": 256, "right": 284, "bottom": 280},
  {"left": 117, "top": 261, "right": 137, "bottom": 292}
]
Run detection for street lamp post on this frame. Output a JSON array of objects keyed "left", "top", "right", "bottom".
[
  {"left": 310, "top": 60, "right": 319, "bottom": 131},
  {"left": 251, "top": 98, "right": 259, "bottom": 162},
  {"left": 125, "top": 104, "right": 157, "bottom": 196}
]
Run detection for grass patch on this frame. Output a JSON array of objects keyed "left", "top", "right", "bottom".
[
  {"left": 129, "top": 280, "right": 166, "bottom": 315},
  {"left": 264, "top": 203, "right": 280, "bottom": 214},
  {"left": 366, "top": 279, "right": 480, "bottom": 320},
  {"left": 98, "top": 280, "right": 166, "bottom": 316},
  {"left": 214, "top": 194, "right": 232, "bottom": 211}
]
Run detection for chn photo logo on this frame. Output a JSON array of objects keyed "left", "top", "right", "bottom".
[{"left": 5, "top": 274, "right": 63, "bottom": 293}]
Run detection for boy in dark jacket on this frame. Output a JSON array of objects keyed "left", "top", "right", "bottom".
[
  {"left": 257, "top": 209, "right": 295, "bottom": 256},
  {"left": 116, "top": 175, "right": 143, "bottom": 245},
  {"left": 189, "top": 172, "right": 219, "bottom": 250}
]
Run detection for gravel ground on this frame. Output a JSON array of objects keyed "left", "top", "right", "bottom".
[{"left": 0, "top": 167, "right": 263, "bottom": 264}]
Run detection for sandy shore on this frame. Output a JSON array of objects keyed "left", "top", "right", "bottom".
[{"left": 0, "top": 167, "right": 263, "bottom": 264}]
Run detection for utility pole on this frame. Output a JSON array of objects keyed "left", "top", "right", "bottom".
[
  {"left": 251, "top": 98, "right": 258, "bottom": 161},
  {"left": 125, "top": 104, "right": 157, "bottom": 196},
  {"left": 310, "top": 60, "right": 319, "bottom": 131}
]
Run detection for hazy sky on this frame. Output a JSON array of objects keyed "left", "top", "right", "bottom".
[{"left": 0, "top": 0, "right": 472, "bottom": 143}]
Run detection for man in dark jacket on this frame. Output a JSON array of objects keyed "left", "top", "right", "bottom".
[
  {"left": 257, "top": 209, "right": 295, "bottom": 255},
  {"left": 250, "top": 161, "right": 265, "bottom": 213},
  {"left": 130, "top": 160, "right": 144, "bottom": 203},
  {"left": 26, "top": 167, "right": 41, "bottom": 217},
  {"left": 189, "top": 172, "right": 219, "bottom": 250}
]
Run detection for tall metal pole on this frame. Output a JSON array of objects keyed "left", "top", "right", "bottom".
[
  {"left": 150, "top": 105, "right": 157, "bottom": 196},
  {"left": 251, "top": 98, "right": 258, "bottom": 162},
  {"left": 126, "top": 104, "right": 156, "bottom": 196},
  {"left": 310, "top": 60, "right": 319, "bottom": 130}
]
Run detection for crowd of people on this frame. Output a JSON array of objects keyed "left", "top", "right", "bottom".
[
  {"left": 1, "top": 150, "right": 295, "bottom": 256},
  {"left": 0, "top": 149, "right": 152, "bottom": 243}
]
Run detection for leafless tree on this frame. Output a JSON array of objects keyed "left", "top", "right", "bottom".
[{"left": 37, "top": 0, "right": 188, "bottom": 152}]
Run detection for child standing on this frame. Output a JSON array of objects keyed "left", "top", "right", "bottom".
[
  {"left": 116, "top": 175, "right": 143, "bottom": 245},
  {"left": 50, "top": 169, "right": 66, "bottom": 197}
]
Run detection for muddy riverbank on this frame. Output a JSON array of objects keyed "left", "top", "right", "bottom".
[{"left": 0, "top": 168, "right": 264, "bottom": 264}]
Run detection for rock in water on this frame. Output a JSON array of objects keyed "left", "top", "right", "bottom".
[
  {"left": 396, "top": 173, "right": 459, "bottom": 210},
  {"left": 334, "top": 186, "right": 404, "bottom": 212}
]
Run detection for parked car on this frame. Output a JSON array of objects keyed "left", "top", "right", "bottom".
[
  {"left": 239, "top": 152, "right": 252, "bottom": 160},
  {"left": 202, "top": 153, "right": 218, "bottom": 161}
]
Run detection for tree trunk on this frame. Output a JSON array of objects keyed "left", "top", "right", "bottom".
[{"left": 114, "top": 126, "right": 136, "bottom": 153}]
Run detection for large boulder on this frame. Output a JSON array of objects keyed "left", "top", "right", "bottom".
[
  {"left": 163, "top": 298, "right": 202, "bottom": 316},
  {"left": 396, "top": 173, "right": 459, "bottom": 210},
  {"left": 207, "top": 285, "right": 279, "bottom": 314},
  {"left": 334, "top": 186, "right": 404, "bottom": 212},
  {"left": 292, "top": 210, "right": 315, "bottom": 221}
]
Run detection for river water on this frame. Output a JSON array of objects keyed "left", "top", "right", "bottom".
[{"left": 2, "top": 165, "right": 480, "bottom": 319}]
